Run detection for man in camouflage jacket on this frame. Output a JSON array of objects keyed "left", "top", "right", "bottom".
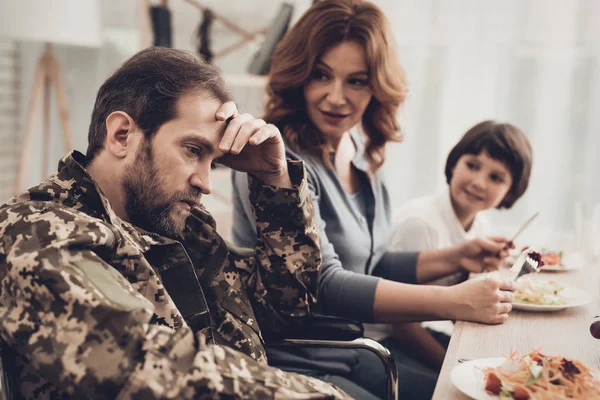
[{"left": 0, "top": 47, "right": 351, "bottom": 399}]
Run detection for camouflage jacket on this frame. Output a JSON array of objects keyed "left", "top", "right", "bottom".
[{"left": 0, "top": 152, "right": 351, "bottom": 399}]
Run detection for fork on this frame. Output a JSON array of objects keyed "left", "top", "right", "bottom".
[{"left": 510, "top": 251, "right": 542, "bottom": 281}]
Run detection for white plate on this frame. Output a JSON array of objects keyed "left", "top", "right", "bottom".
[
  {"left": 538, "top": 264, "right": 582, "bottom": 272},
  {"left": 451, "top": 357, "right": 505, "bottom": 399},
  {"left": 512, "top": 284, "right": 593, "bottom": 312},
  {"left": 507, "top": 250, "right": 585, "bottom": 272},
  {"left": 452, "top": 356, "right": 600, "bottom": 399}
]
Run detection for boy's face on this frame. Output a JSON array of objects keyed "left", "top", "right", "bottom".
[
  {"left": 450, "top": 150, "right": 513, "bottom": 216},
  {"left": 121, "top": 93, "right": 226, "bottom": 239}
]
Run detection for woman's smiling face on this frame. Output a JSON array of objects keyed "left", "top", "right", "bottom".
[{"left": 303, "top": 41, "right": 373, "bottom": 143}]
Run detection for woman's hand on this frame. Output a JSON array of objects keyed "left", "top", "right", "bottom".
[{"left": 447, "top": 277, "right": 516, "bottom": 324}]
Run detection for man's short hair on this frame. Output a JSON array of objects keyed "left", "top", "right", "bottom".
[
  {"left": 86, "top": 47, "right": 232, "bottom": 161},
  {"left": 444, "top": 120, "right": 533, "bottom": 209}
]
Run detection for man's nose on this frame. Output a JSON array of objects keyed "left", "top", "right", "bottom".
[{"left": 189, "top": 167, "right": 212, "bottom": 195}]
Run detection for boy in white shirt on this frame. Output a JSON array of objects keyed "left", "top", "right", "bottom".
[
  {"left": 391, "top": 120, "right": 532, "bottom": 271},
  {"left": 388, "top": 120, "right": 533, "bottom": 369}
]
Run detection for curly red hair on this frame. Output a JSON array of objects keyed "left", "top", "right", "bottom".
[{"left": 265, "top": 0, "right": 408, "bottom": 170}]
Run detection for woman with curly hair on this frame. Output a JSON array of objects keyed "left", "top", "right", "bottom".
[{"left": 231, "top": 1, "right": 516, "bottom": 398}]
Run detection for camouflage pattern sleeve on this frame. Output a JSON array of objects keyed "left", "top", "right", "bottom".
[
  {"left": 0, "top": 202, "right": 350, "bottom": 399},
  {"left": 231, "top": 160, "right": 322, "bottom": 333}
]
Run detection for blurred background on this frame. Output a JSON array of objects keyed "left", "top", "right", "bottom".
[{"left": 1, "top": 0, "right": 599, "bottom": 258}]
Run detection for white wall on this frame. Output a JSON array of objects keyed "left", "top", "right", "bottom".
[
  {"left": 379, "top": 0, "right": 600, "bottom": 254},
  {"left": 0, "top": 41, "right": 20, "bottom": 202}
]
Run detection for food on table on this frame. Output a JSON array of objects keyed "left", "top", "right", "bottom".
[
  {"left": 541, "top": 251, "right": 563, "bottom": 267},
  {"left": 484, "top": 349, "right": 600, "bottom": 399},
  {"left": 526, "top": 250, "right": 544, "bottom": 268},
  {"left": 514, "top": 278, "right": 564, "bottom": 306},
  {"left": 510, "top": 246, "right": 564, "bottom": 268}
]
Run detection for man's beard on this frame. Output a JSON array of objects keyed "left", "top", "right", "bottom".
[{"left": 121, "top": 141, "right": 201, "bottom": 239}]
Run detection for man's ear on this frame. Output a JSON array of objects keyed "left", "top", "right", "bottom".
[{"left": 105, "top": 111, "right": 140, "bottom": 158}]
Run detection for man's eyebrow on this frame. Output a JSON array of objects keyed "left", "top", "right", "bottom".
[{"left": 178, "top": 134, "right": 215, "bottom": 154}]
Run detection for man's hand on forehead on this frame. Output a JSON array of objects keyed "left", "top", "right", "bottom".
[
  {"left": 210, "top": 106, "right": 292, "bottom": 188},
  {"left": 215, "top": 101, "right": 238, "bottom": 122}
]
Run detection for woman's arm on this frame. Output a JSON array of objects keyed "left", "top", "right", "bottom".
[
  {"left": 373, "top": 276, "right": 515, "bottom": 324},
  {"left": 231, "top": 168, "right": 515, "bottom": 325}
]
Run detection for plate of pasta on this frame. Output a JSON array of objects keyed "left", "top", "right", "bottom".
[
  {"left": 451, "top": 350, "right": 600, "bottom": 399},
  {"left": 512, "top": 278, "right": 592, "bottom": 312}
]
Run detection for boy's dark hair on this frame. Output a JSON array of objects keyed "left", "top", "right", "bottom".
[
  {"left": 86, "top": 47, "right": 232, "bottom": 161},
  {"left": 445, "top": 120, "right": 533, "bottom": 209}
]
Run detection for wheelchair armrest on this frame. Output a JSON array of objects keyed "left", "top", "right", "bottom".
[
  {"left": 269, "top": 337, "right": 398, "bottom": 400},
  {"left": 263, "top": 317, "right": 398, "bottom": 400},
  {"left": 263, "top": 316, "right": 363, "bottom": 342}
]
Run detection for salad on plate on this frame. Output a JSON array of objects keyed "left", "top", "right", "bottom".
[{"left": 514, "top": 278, "right": 564, "bottom": 306}]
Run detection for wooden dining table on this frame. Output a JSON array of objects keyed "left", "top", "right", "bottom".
[{"left": 432, "top": 263, "right": 600, "bottom": 399}]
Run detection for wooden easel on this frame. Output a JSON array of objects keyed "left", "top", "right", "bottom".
[{"left": 13, "top": 43, "right": 73, "bottom": 195}]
